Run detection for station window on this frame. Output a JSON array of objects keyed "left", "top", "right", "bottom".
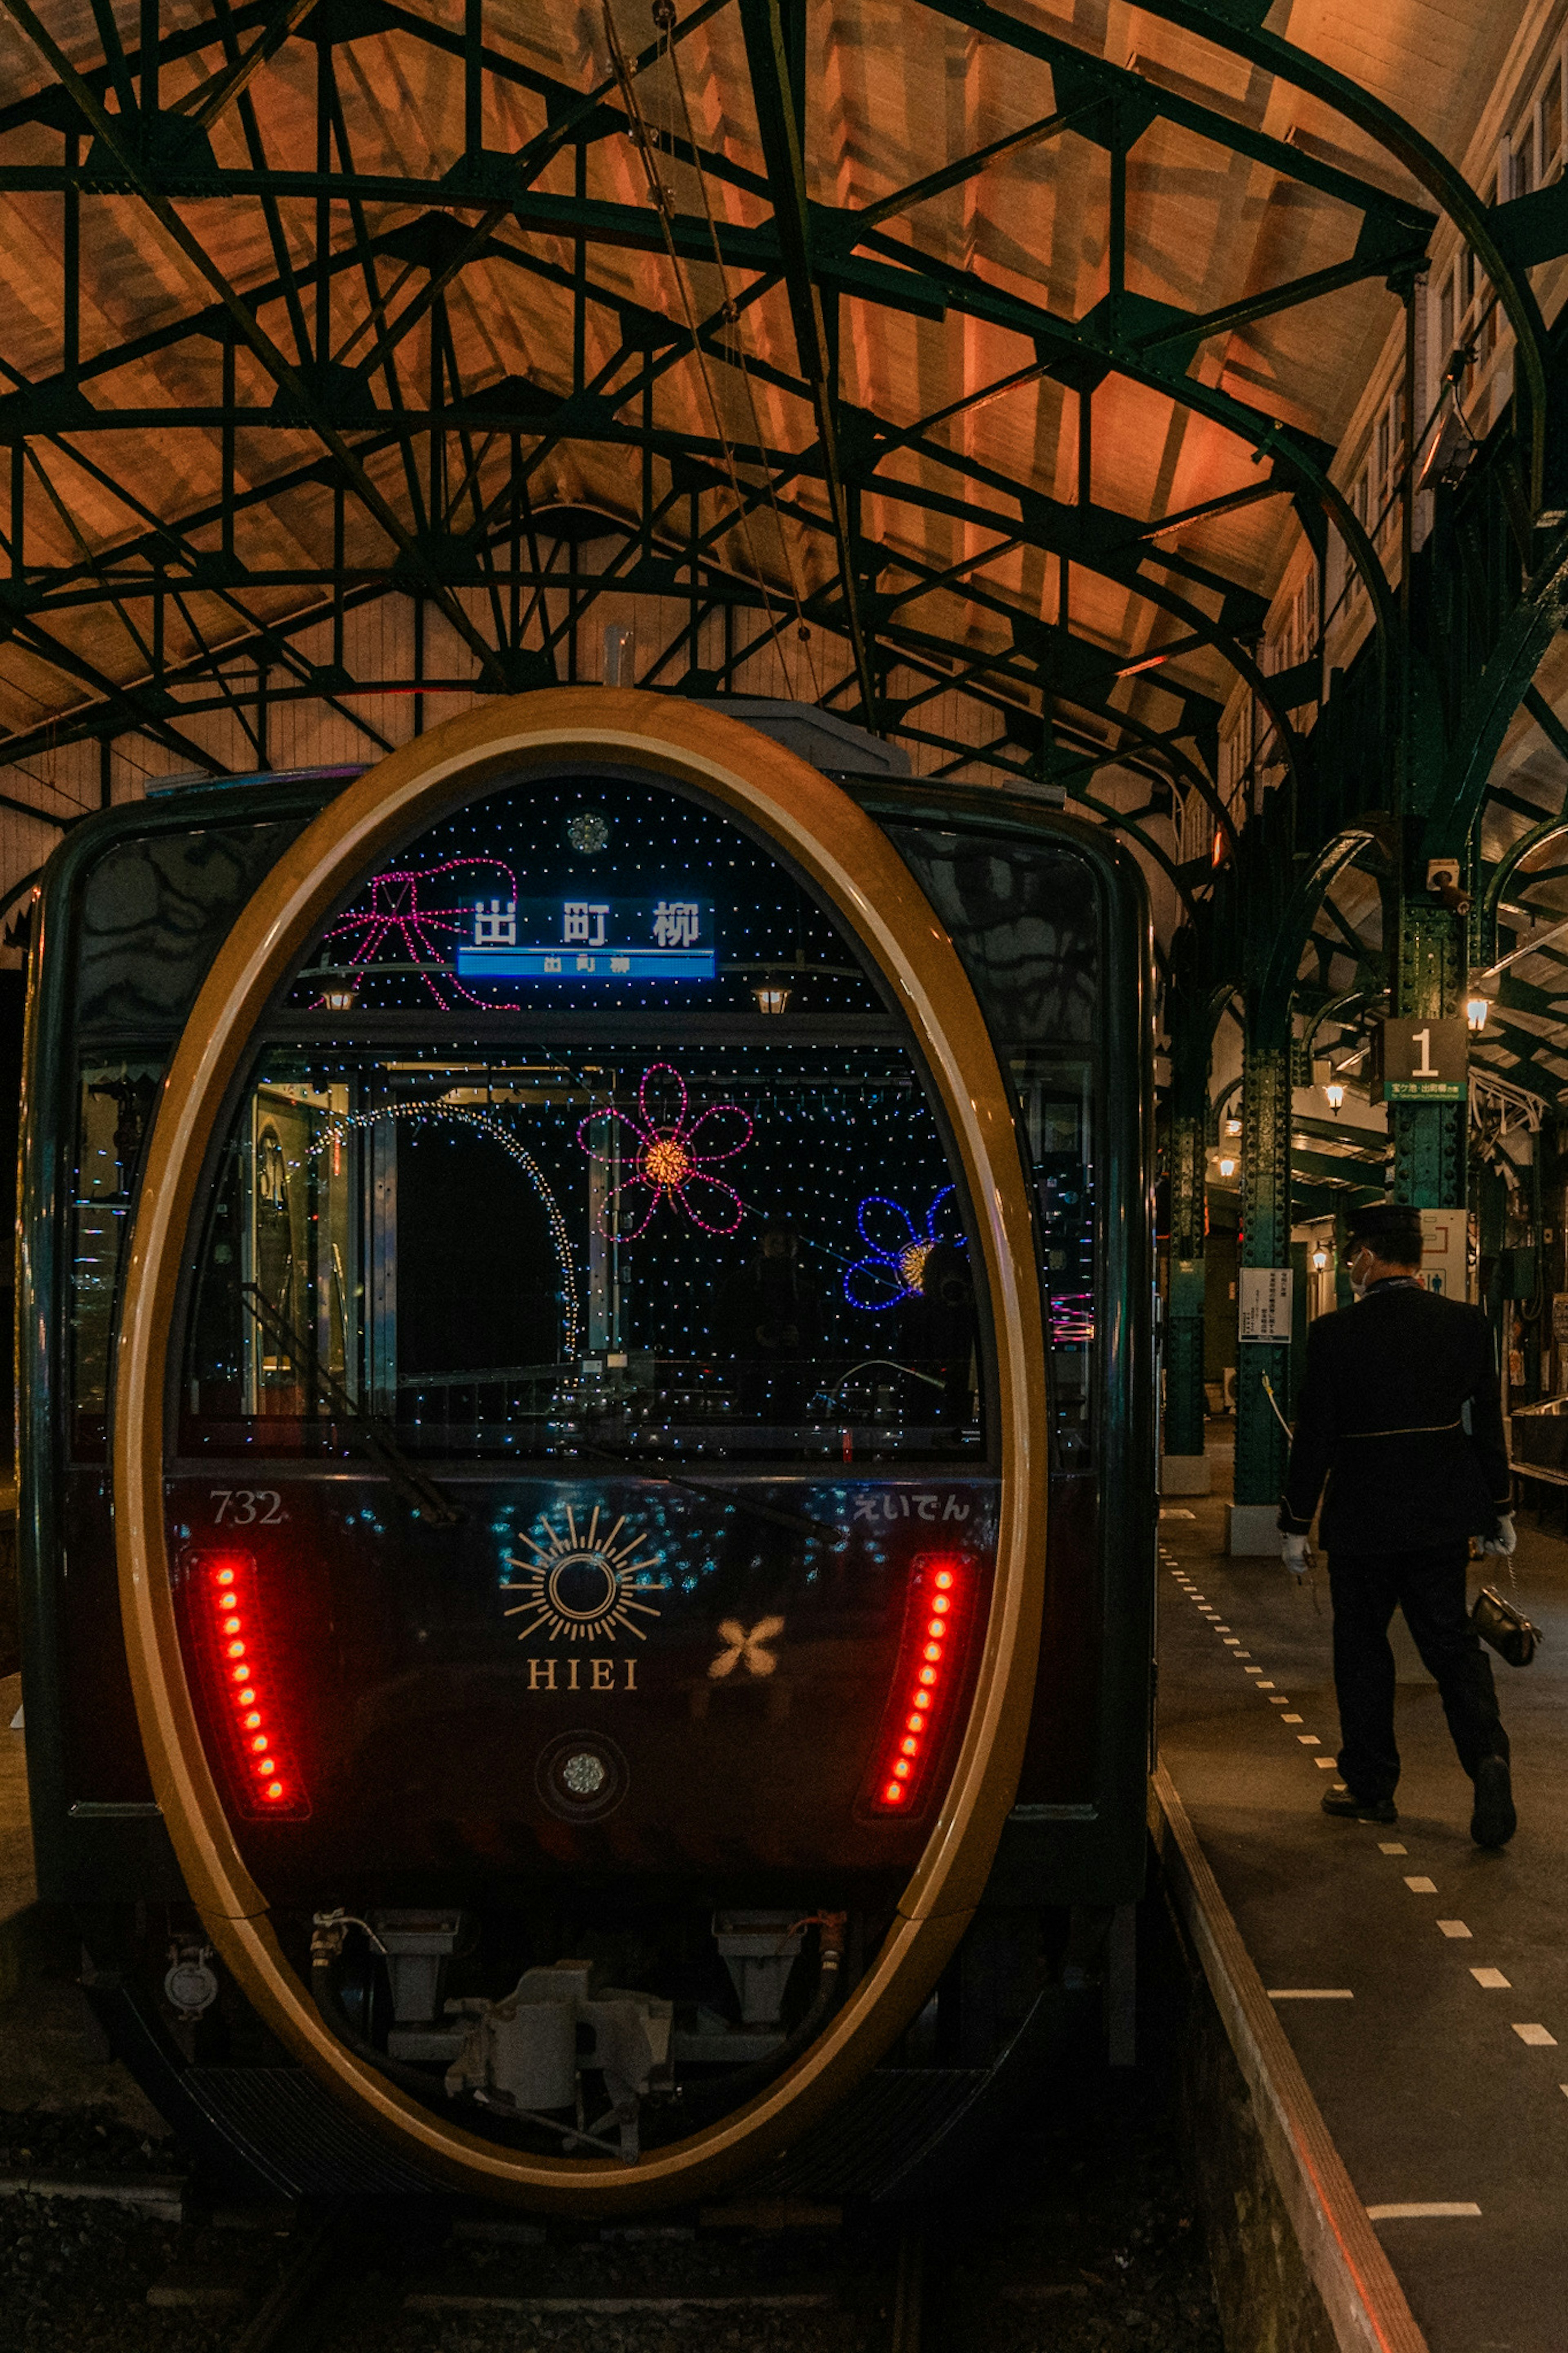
[
  {"left": 1544, "top": 68, "right": 1562, "bottom": 179},
  {"left": 1510, "top": 120, "right": 1534, "bottom": 199}
]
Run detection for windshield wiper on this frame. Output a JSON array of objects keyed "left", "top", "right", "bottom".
[
  {"left": 238, "top": 1285, "right": 464, "bottom": 1527},
  {"left": 561, "top": 1440, "right": 838, "bottom": 1542}
]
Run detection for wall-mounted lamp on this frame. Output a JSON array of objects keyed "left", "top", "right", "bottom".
[
  {"left": 752, "top": 983, "right": 792, "bottom": 1015},
  {"left": 321, "top": 983, "right": 359, "bottom": 1013},
  {"left": 1323, "top": 1079, "right": 1345, "bottom": 1113},
  {"left": 1218, "top": 1154, "right": 1237, "bottom": 1179},
  {"left": 1466, "top": 995, "right": 1490, "bottom": 1032},
  {"left": 1311, "top": 1246, "right": 1329, "bottom": 1271},
  {"left": 1224, "top": 1116, "right": 1241, "bottom": 1137}
]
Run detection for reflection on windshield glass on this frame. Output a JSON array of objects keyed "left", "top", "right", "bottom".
[{"left": 181, "top": 1044, "right": 986, "bottom": 1467}]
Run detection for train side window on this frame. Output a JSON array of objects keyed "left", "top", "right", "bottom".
[
  {"left": 883, "top": 829, "right": 1101, "bottom": 1472},
  {"left": 69, "top": 1061, "right": 163, "bottom": 1459}
]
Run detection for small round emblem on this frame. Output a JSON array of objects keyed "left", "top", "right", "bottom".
[
  {"left": 566, "top": 810, "right": 610, "bottom": 854},
  {"left": 535, "top": 1730, "right": 628, "bottom": 1822}
]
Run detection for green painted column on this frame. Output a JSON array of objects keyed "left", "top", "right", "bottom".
[
  {"left": 1234, "top": 1020, "right": 1292, "bottom": 1508},
  {"left": 1392, "top": 901, "right": 1466, "bottom": 1210},
  {"left": 1165, "top": 1109, "right": 1207, "bottom": 1457}
]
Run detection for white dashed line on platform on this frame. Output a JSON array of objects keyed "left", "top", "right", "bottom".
[
  {"left": 1315, "top": 1758, "right": 1338, "bottom": 1768},
  {"left": 1512, "top": 2025, "right": 1557, "bottom": 2046},
  {"left": 1233, "top": 1650, "right": 1252, "bottom": 1658},
  {"left": 1282, "top": 1712, "right": 1302, "bottom": 1722},
  {"left": 1379, "top": 1842, "right": 1407, "bottom": 1856},
  {"left": 1403, "top": 1877, "right": 1437, "bottom": 1894},
  {"left": 1437, "top": 1921, "right": 1471, "bottom": 1938},
  {"left": 1471, "top": 1968, "right": 1511, "bottom": 1989},
  {"left": 1268, "top": 1988, "right": 1353, "bottom": 2001},
  {"left": 1245, "top": 1667, "right": 1264, "bottom": 1675},
  {"left": 1367, "top": 2204, "right": 1481, "bottom": 2222},
  {"left": 1298, "top": 1735, "right": 1321, "bottom": 1746}
]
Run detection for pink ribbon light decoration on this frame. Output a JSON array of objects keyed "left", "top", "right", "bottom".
[
  {"left": 578, "top": 1062, "right": 753, "bottom": 1237},
  {"left": 321, "top": 856, "right": 521, "bottom": 1012}
]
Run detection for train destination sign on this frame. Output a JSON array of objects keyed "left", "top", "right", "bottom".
[{"left": 456, "top": 894, "right": 716, "bottom": 982}]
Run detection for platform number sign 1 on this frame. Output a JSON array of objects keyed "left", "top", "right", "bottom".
[{"left": 1375, "top": 1016, "right": 1470, "bottom": 1103}]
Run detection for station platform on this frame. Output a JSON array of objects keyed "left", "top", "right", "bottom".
[{"left": 1158, "top": 1455, "right": 1568, "bottom": 2353}]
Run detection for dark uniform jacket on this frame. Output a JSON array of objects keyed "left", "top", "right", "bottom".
[{"left": 1278, "top": 1280, "right": 1511, "bottom": 1555}]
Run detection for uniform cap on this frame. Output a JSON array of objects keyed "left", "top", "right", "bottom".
[{"left": 1344, "top": 1202, "right": 1423, "bottom": 1262}]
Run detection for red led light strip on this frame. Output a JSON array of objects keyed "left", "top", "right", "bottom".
[
  {"left": 196, "top": 1552, "right": 309, "bottom": 1820},
  {"left": 870, "top": 1556, "right": 968, "bottom": 1815}
]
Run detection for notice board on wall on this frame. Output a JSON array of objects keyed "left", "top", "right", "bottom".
[{"left": 1238, "top": 1267, "right": 1293, "bottom": 1342}]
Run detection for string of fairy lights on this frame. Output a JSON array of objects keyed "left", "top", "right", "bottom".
[{"left": 298, "top": 1100, "right": 582, "bottom": 1363}]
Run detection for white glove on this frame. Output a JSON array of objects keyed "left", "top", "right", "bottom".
[
  {"left": 1481, "top": 1512, "right": 1517, "bottom": 1559},
  {"left": 1281, "top": 1533, "right": 1312, "bottom": 1577}
]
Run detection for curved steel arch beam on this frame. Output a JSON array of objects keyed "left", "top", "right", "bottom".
[
  {"left": 1259, "top": 828, "right": 1383, "bottom": 1017},
  {"left": 1419, "top": 520, "right": 1568, "bottom": 861},
  {"left": 1132, "top": 1, "right": 1552, "bottom": 510},
  {"left": 1481, "top": 816, "right": 1568, "bottom": 944}
]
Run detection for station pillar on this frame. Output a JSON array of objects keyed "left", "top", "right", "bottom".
[
  {"left": 1232, "top": 1014, "right": 1292, "bottom": 1550},
  {"left": 1163, "top": 1107, "right": 1209, "bottom": 1489},
  {"left": 1392, "top": 901, "right": 1466, "bottom": 1211}
]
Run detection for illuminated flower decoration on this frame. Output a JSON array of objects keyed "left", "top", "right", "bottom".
[
  {"left": 845, "top": 1187, "right": 960, "bottom": 1310},
  {"left": 578, "top": 1062, "right": 753, "bottom": 1238}
]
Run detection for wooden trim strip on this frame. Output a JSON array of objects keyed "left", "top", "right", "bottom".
[{"left": 1149, "top": 1763, "right": 1429, "bottom": 2353}]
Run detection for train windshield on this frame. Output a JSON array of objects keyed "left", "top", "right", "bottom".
[{"left": 174, "top": 772, "right": 990, "bottom": 1469}]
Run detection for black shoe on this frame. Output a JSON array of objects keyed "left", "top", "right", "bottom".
[
  {"left": 1321, "top": 1788, "right": 1397, "bottom": 1824},
  {"left": 1471, "top": 1755, "right": 1516, "bottom": 1849}
]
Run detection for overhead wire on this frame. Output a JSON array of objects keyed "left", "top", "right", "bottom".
[
  {"left": 599, "top": 0, "right": 818, "bottom": 700},
  {"left": 656, "top": 2, "right": 822, "bottom": 698}
]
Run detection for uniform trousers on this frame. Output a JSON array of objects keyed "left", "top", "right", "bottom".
[{"left": 1327, "top": 1541, "right": 1509, "bottom": 1803}]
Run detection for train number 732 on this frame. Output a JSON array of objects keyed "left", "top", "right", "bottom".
[{"left": 209, "top": 1490, "right": 286, "bottom": 1525}]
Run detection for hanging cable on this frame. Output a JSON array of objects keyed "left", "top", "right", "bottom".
[
  {"left": 657, "top": 5, "right": 822, "bottom": 697},
  {"left": 600, "top": 0, "right": 817, "bottom": 698}
]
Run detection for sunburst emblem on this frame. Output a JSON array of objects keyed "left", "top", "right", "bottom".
[{"left": 500, "top": 1505, "right": 666, "bottom": 1644}]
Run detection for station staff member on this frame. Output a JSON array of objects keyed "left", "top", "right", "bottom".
[{"left": 1277, "top": 1200, "right": 1517, "bottom": 1847}]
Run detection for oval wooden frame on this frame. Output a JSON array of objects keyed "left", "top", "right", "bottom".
[{"left": 112, "top": 689, "right": 1048, "bottom": 2212}]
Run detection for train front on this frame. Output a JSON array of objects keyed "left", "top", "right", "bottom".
[{"left": 116, "top": 694, "right": 1049, "bottom": 2208}]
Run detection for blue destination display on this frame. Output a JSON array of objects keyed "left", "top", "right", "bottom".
[{"left": 454, "top": 894, "right": 716, "bottom": 984}]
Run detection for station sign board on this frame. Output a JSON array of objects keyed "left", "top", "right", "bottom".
[{"left": 1374, "top": 1015, "right": 1469, "bottom": 1102}]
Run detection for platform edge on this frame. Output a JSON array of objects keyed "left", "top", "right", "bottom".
[{"left": 1149, "top": 1764, "right": 1429, "bottom": 2353}]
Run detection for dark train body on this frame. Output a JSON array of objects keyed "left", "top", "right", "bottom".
[{"left": 19, "top": 693, "right": 1154, "bottom": 2207}]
